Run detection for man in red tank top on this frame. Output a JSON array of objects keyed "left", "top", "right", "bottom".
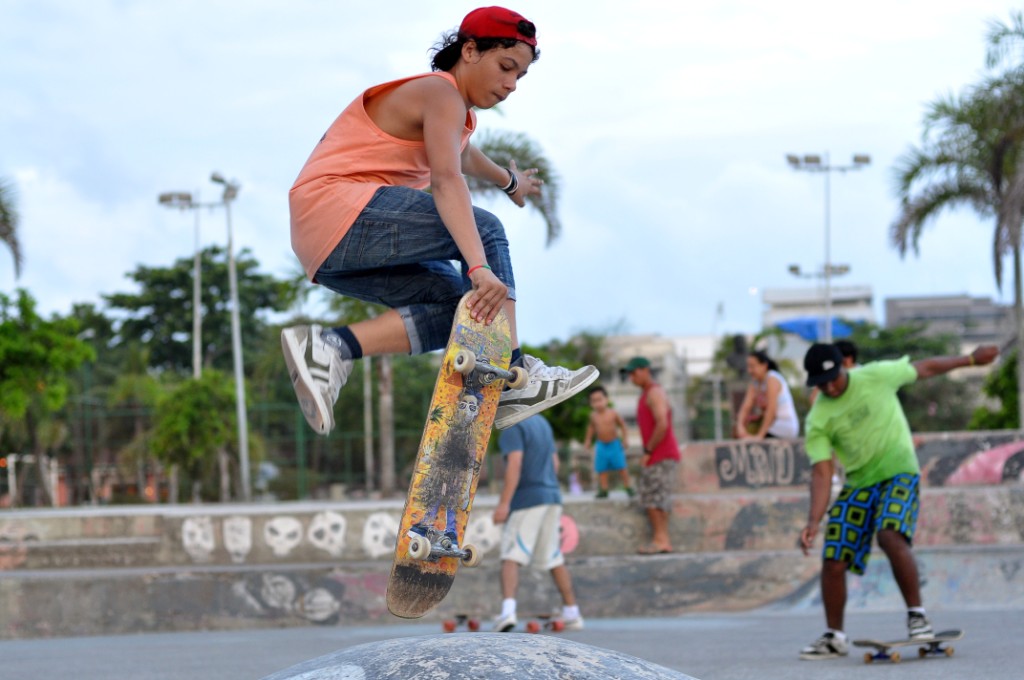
[{"left": 625, "top": 357, "right": 680, "bottom": 554}]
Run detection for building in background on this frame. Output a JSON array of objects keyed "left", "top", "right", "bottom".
[
  {"left": 885, "top": 294, "right": 1014, "bottom": 349},
  {"left": 761, "top": 285, "right": 875, "bottom": 331}
]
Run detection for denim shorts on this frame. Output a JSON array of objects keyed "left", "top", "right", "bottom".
[
  {"left": 823, "top": 473, "right": 920, "bottom": 575},
  {"left": 313, "top": 186, "right": 516, "bottom": 354}
]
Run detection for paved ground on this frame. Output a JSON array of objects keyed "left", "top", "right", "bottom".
[{"left": 1, "top": 606, "right": 1020, "bottom": 679}]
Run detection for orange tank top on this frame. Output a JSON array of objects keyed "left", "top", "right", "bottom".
[{"left": 289, "top": 72, "right": 476, "bottom": 280}]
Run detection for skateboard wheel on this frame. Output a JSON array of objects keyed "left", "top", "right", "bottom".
[
  {"left": 890, "top": 651, "right": 901, "bottom": 663},
  {"left": 918, "top": 647, "right": 927, "bottom": 658},
  {"left": 461, "top": 543, "right": 482, "bottom": 568},
  {"left": 468, "top": 618, "right": 480, "bottom": 632},
  {"left": 944, "top": 646, "right": 954, "bottom": 657},
  {"left": 453, "top": 350, "right": 476, "bottom": 374},
  {"left": 526, "top": 620, "right": 541, "bottom": 634},
  {"left": 506, "top": 366, "right": 528, "bottom": 390},
  {"left": 443, "top": 619, "right": 457, "bottom": 633},
  {"left": 408, "top": 536, "right": 431, "bottom": 560},
  {"left": 863, "top": 653, "right": 873, "bottom": 664},
  {"left": 550, "top": 620, "right": 565, "bottom": 632}
]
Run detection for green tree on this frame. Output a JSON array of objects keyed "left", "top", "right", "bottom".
[
  {"left": 892, "top": 12, "right": 1024, "bottom": 427},
  {"left": 104, "top": 246, "right": 295, "bottom": 375},
  {"left": 471, "top": 130, "right": 562, "bottom": 244},
  {"left": 523, "top": 332, "right": 609, "bottom": 447},
  {"left": 150, "top": 370, "right": 236, "bottom": 503},
  {"left": 969, "top": 350, "right": 1018, "bottom": 429},
  {"left": 0, "top": 177, "right": 22, "bottom": 279},
  {"left": 107, "top": 344, "right": 162, "bottom": 502},
  {"left": 0, "top": 290, "right": 94, "bottom": 505}
]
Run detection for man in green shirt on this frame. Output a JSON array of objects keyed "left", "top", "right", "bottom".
[{"left": 797, "top": 342, "right": 998, "bottom": 660}]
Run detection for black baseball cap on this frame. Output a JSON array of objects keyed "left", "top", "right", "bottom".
[{"left": 804, "top": 343, "right": 844, "bottom": 387}]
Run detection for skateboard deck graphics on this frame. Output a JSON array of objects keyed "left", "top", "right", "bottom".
[{"left": 386, "top": 293, "right": 512, "bottom": 618}]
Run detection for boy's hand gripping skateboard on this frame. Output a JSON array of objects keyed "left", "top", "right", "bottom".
[
  {"left": 852, "top": 629, "right": 963, "bottom": 664},
  {"left": 386, "top": 292, "right": 526, "bottom": 618}
]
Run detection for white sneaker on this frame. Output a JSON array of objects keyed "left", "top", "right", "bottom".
[
  {"left": 799, "top": 631, "right": 849, "bottom": 660},
  {"left": 495, "top": 356, "right": 599, "bottom": 429},
  {"left": 492, "top": 612, "right": 517, "bottom": 632},
  {"left": 281, "top": 325, "right": 352, "bottom": 435},
  {"left": 562, "top": 616, "right": 584, "bottom": 631},
  {"left": 908, "top": 612, "right": 934, "bottom": 640}
]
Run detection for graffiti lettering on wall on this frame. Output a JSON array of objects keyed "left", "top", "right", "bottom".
[
  {"left": 715, "top": 440, "right": 810, "bottom": 489},
  {"left": 181, "top": 511, "right": 503, "bottom": 564}
]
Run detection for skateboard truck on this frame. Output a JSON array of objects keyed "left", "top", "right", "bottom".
[
  {"left": 453, "top": 350, "right": 528, "bottom": 388},
  {"left": 407, "top": 527, "right": 482, "bottom": 567}
]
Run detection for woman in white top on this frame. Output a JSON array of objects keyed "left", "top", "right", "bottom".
[{"left": 734, "top": 350, "right": 800, "bottom": 439}]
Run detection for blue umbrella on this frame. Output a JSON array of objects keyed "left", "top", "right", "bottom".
[{"left": 775, "top": 317, "right": 853, "bottom": 342}]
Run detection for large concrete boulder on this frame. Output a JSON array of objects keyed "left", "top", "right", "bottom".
[{"left": 260, "top": 632, "right": 699, "bottom": 679}]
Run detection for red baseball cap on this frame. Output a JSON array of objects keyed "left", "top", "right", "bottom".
[{"left": 460, "top": 6, "right": 537, "bottom": 47}]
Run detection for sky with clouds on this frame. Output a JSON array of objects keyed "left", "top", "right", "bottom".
[{"left": 1, "top": 0, "right": 1019, "bottom": 346}]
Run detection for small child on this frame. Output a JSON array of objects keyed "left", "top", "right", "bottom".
[{"left": 582, "top": 386, "right": 634, "bottom": 498}]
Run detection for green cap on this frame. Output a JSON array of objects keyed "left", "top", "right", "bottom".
[{"left": 624, "top": 356, "right": 651, "bottom": 372}]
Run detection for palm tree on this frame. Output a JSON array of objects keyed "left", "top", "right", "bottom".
[
  {"left": 890, "top": 69, "right": 1024, "bottom": 428},
  {"left": 0, "top": 177, "right": 22, "bottom": 279},
  {"left": 471, "top": 129, "right": 563, "bottom": 244},
  {"left": 986, "top": 11, "right": 1024, "bottom": 72}
]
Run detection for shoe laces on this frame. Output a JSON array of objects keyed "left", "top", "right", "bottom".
[{"left": 522, "top": 355, "right": 573, "bottom": 380}]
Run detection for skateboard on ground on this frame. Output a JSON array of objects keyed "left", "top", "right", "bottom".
[
  {"left": 441, "top": 613, "right": 483, "bottom": 633},
  {"left": 525, "top": 613, "right": 565, "bottom": 633},
  {"left": 852, "top": 629, "right": 963, "bottom": 664},
  {"left": 386, "top": 292, "right": 527, "bottom": 619}
]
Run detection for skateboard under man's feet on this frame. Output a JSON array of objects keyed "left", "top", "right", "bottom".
[{"left": 853, "top": 629, "right": 963, "bottom": 664}]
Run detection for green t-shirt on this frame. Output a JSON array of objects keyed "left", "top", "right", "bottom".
[{"left": 804, "top": 356, "right": 919, "bottom": 487}]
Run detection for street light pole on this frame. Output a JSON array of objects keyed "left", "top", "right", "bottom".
[
  {"left": 158, "top": 191, "right": 204, "bottom": 379},
  {"left": 191, "top": 207, "right": 201, "bottom": 378},
  {"left": 211, "top": 172, "right": 251, "bottom": 503},
  {"left": 786, "top": 152, "right": 870, "bottom": 343}
]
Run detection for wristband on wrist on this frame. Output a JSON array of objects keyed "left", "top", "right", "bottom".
[
  {"left": 498, "top": 168, "right": 519, "bottom": 195},
  {"left": 467, "top": 264, "right": 491, "bottom": 277}
]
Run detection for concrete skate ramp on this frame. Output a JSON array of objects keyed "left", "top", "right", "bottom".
[{"left": 260, "top": 632, "right": 699, "bottom": 680}]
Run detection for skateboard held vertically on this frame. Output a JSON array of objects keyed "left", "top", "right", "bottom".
[
  {"left": 386, "top": 292, "right": 526, "bottom": 618},
  {"left": 852, "top": 629, "right": 963, "bottom": 664}
]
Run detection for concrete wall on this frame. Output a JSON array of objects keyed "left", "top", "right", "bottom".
[{"left": 0, "top": 431, "right": 1022, "bottom": 638}]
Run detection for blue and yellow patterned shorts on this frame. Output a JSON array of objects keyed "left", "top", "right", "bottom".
[{"left": 823, "top": 473, "right": 920, "bottom": 575}]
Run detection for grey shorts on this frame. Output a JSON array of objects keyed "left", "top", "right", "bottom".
[
  {"left": 640, "top": 460, "right": 677, "bottom": 512},
  {"left": 499, "top": 503, "right": 564, "bottom": 570}
]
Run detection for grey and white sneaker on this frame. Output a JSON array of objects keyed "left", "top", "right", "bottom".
[
  {"left": 799, "top": 631, "right": 848, "bottom": 660},
  {"left": 281, "top": 324, "right": 353, "bottom": 435},
  {"left": 908, "top": 612, "right": 934, "bottom": 640},
  {"left": 562, "top": 615, "right": 585, "bottom": 631},
  {"left": 492, "top": 612, "right": 517, "bottom": 632},
  {"left": 495, "top": 355, "right": 599, "bottom": 429}
]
